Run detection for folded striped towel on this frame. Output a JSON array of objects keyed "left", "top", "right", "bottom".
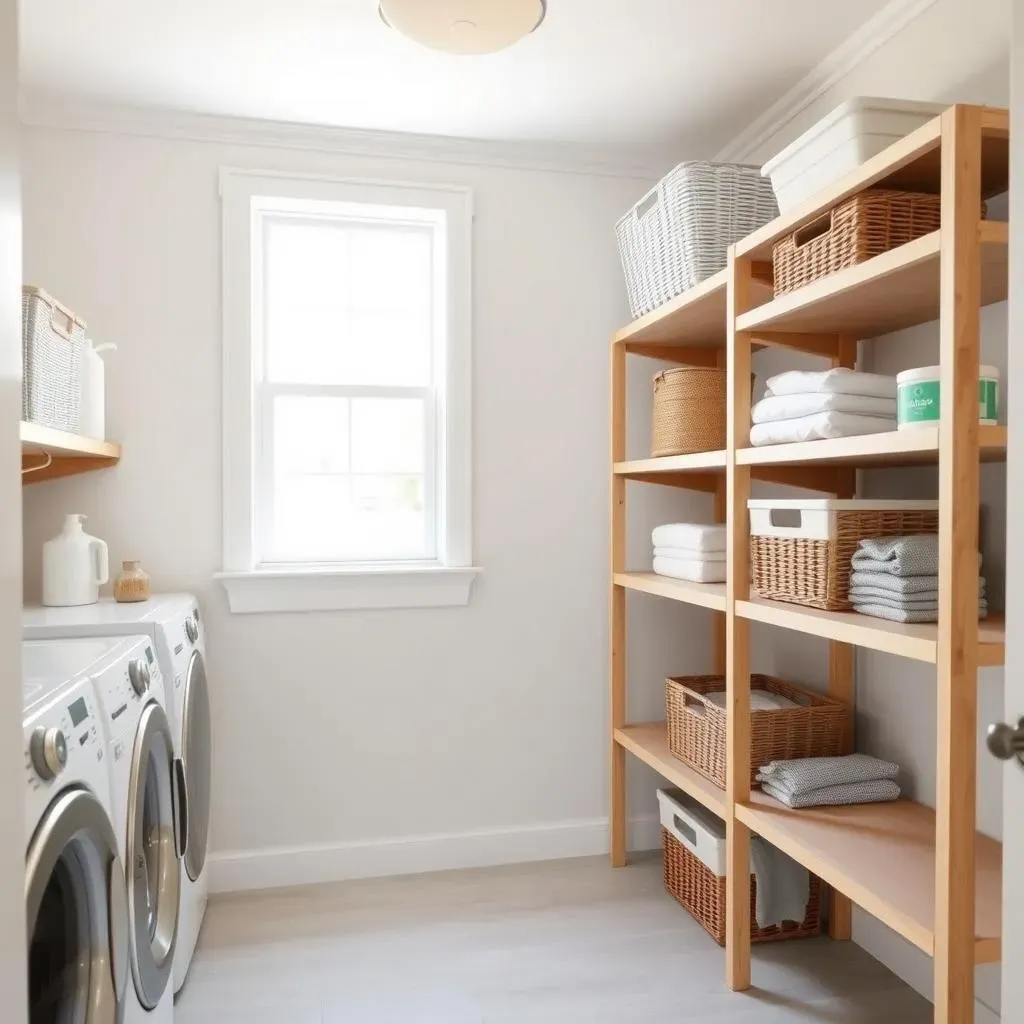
[
  {"left": 850, "top": 586, "right": 942, "bottom": 604},
  {"left": 850, "top": 535, "right": 942, "bottom": 577},
  {"left": 851, "top": 595, "right": 987, "bottom": 613},
  {"left": 654, "top": 545, "right": 726, "bottom": 562},
  {"left": 849, "top": 570, "right": 942, "bottom": 594},
  {"left": 758, "top": 753, "right": 899, "bottom": 795},
  {"left": 761, "top": 778, "right": 902, "bottom": 808},
  {"left": 651, "top": 523, "right": 726, "bottom": 553}
]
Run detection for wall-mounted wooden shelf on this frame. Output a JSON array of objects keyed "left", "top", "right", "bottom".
[
  {"left": 21, "top": 422, "right": 121, "bottom": 485},
  {"left": 609, "top": 105, "right": 1008, "bottom": 1023}
]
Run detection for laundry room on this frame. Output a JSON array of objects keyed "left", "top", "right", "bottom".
[{"left": 2, "top": 2, "right": 1023, "bottom": 1024}]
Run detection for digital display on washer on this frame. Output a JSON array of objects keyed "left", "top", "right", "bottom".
[{"left": 67, "top": 697, "right": 88, "bottom": 727}]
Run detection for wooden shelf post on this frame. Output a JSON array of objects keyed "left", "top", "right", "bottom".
[
  {"left": 934, "top": 104, "right": 984, "bottom": 1024},
  {"left": 610, "top": 340, "right": 627, "bottom": 868}
]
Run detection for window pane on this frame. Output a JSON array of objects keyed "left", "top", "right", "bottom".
[
  {"left": 263, "top": 217, "right": 433, "bottom": 387},
  {"left": 273, "top": 396, "right": 349, "bottom": 475},
  {"left": 271, "top": 476, "right": 352, "bottom": 562},
  {"left": 351, "top": 398, "right": 424, "bottom": 474}
]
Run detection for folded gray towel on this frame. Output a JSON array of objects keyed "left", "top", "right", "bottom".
[
  {"left": 849, "top": 571, "right": 986, "bottom": 596},
  {"left": 852, "top": 594, "right": 987, "bottom": 614},
  {"left": 850, "top": 588, "right": 943, "bottom": 606},
  {"left": 851, "top": 534, "right": 940, "bottom": 577},
  {"left": 749, "top": 837, "right": 809, "bottom": 928},
  {"left": 757, "top": 753, "right": 899, "bottom": 795},
  {"left": 851, "top": 602, "right": 989, "bottom": 623},
  {"left": 761, "top": 778, "right": 902, "bottom": 808}
]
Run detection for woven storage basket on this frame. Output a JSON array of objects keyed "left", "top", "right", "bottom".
[
  {"left": 616, "top": 162, "right": 778, "bottom": 319},
  {"left": 749, "top": 499, "right": 939, "bottom": 611},
  {"left": 772, "top": 189, "right": 943, "bottom": 295},
  {"left": 666, "top": 674, "right": 849, "bottom": 789},
  {"left": 651, "top": 366, "right": 727, "bottom": 456},
  {"left": 22, "top": 286, "right": 87, "bottom": 432}
]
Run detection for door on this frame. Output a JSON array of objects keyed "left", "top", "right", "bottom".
[
  {"left": 1000, "top": 2, "right": 1024, "bottom": 1013},
  {"left": 181, "top": 650, "right": 211, "bottom": 883},
  {"left": 25, "top": 787, "right": 128, "bottom": 1024},
  {"left": 126, "top": 703, "right": 179, "bottom": 1010}
]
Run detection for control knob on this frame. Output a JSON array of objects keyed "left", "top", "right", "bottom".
[
  {"left": 185, "top": 617, "right": 199, "bottom": 644},
  {"left": 30, "top": 727, "right": 67, "bottom": 781},
  {"left": 128, "top": 659, "right": 150, "bottom": 696}
]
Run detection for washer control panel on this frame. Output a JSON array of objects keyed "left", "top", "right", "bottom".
[{"left": 24, "top": 678, "right": 102, "bottom": 789}]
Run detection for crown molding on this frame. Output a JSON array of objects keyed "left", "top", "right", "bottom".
[
  {"left": 715, "top": 0, "right": 938, "bottom": 163},
  {"left": 19, "top": 93, "right": 665, "bottom": 182}
]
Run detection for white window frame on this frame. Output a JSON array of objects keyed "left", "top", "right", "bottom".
[{"left": 217, "top": 167, "right": 478, "bottom": 613}]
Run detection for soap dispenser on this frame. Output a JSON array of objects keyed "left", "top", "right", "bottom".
[{"left": 42, "top": 514, "right": 110, "bottom": 607}]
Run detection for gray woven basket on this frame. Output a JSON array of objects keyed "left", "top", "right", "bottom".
[
  {"left": 22, "top": 286, "right": 86, "bottom": 432},
  {"left": 616, "top": 162, "right": 778, "bottom": 319}
]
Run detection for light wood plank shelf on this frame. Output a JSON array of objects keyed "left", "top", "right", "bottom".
[
  {"left": 737, "top": 425, "right": 1007, "bottom": 469},
  {"left": 736, "top": 225, "right": 1007, "bottom": 338},
  {"left": 21, "top": 422, "right": 122, "bottom": 485},
  {"left": 737, "top": 597, "right": 1005, "bottom": 667},
  {"left": 736, "top": 795, "right": 1002, "bottom": 964},
  {"left": 615, "top": 723, "right": 726, "bottom": 818},
  {"left": 614, "top": 572, "right": 726, "bottom": 612},
  {"left": 614, "top": 270, "right": 728, "bottom": 349}
]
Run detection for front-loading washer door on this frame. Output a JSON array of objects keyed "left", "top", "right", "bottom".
[
  {"left": 26, "top": 786, "right": 129, "bottom": 1024},
  {"left": 181, "top": 649, "right": 211, "bottom": 883},
  {"left": 127, "top": 702, "right": 180, "bottom": 1010}
]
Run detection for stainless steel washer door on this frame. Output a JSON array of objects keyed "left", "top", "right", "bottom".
[
  {"left": 26, "top": 787, "right": 129, "bottom": 1024},
  {"left": 181, "top": 650, "right": 211, "bottom": 883},
  {"left": 128, "top": 703, "right": 180, "bottom": 1010}
]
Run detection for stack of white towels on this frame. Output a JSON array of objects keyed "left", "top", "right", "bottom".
[
  {"left": 652, "top": 523, "right": 727, "bottom": 584},
  {"left": 850, "top": 534, "right": 988, "bottom": 623},
  {"left": 750, "top": 368, "right": 897, "bottom": 447}
]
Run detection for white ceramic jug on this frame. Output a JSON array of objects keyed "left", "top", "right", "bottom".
[{"left": 42, "top": 514, "right": 110, "bottom": 607}]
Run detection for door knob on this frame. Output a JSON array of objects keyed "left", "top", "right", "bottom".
[{"left": 986, "top": 717, "right": 1024, "bottom": 765}]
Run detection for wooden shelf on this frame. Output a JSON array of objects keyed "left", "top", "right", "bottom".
[
  {"left": 614, "top": 452, "right": 724, "bottom": 491},
  {"left": 614, "top": 270, "right": 728, "bottom": 350},
  {"left": 736, "top": 795, "right": 1002, "bottom": 964},
  {"left": 615, "top": 571, "right": 726, "bottom": 612},
  {"left": 737, "top": 425, "right": 1007, "bottom": 469},
  {"left": 737, "top": 597, "right": 1005, "bottom": 667},
  {"left": 615, "top": 723, "right": 727, "bottom": 818},
  {"left": 736, "top": 225, "right": 1007, "bottom": 338},
  {"left": 21, "top": 422, "right": 121, "bottom": 485}
]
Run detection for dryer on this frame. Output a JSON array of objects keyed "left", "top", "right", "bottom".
[
  {"left": 24, "top": 595, "right": 211, "bottom": 994},
  {"left": 23, "top": 641, "right": 129, "bottom": 1024}
]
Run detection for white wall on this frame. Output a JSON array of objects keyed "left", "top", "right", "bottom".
[
  {"left": 727, "top": 0, "right": 1010, "bottom": 1018},
  {"left": 0, "top": 0, "right": 27, "bottom": 1019},
  {"left": 18, "top": 117, "right": 717, "bottom": 890}
]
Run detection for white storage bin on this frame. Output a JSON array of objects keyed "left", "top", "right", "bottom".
[
  {"left": 761, "top": 98, "right": 945, "bottom": 212},
  {"left": 657, "top": 788, "right": 725, "bottom": 876},
  {"left": 22, "top": 286, "right": 87, "bottom": 433}
]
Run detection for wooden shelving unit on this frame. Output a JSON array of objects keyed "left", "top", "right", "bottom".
[
  {"left": 609, "top": 104, "right": 1008, "bottom": 1024},
  {"left": 20, "top": 421, "right": 121, "bottom": 484}
]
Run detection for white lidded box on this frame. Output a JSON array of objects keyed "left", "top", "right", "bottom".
[
  {"left": 761, "top": 97, "right": 946, "bottom": 213},
  {"left": 657, "top": 788, "right": 726, "bottom": 876},
  {"left": 748, "top": 498, "right": 939, "bottom": 541}
]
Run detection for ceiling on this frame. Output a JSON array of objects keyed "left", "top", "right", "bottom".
[{"left": 20, "top": 0, "right": 891, "bottom": 162}]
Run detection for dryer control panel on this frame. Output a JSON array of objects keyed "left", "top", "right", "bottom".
[{"left": 96, "top": 640, "right": 165, "bottom": 761}]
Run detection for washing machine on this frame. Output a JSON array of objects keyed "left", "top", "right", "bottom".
[
  {"left": 25, "top": 636, "right": 183, "bottom": 1024},
  {"left": 24, "top": 595, "right": 211, "bottom": 994},
  {"left": 23, "top": 640, "right": 129, "bottom": 1024}
]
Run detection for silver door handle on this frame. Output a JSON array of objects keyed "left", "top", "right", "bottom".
[{"left": 986, "top": 717, "right": 1024, "bottom": 765}]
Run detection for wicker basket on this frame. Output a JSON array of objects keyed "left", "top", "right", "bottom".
[
  {"left": 660, "top": 794, "right": 822, "bottom": 945},
  {"left": 616, "top": 162, "right": 778, "bottom": 319},
  {"left": 651, "top": 366, "right": 727, "bottom": 457},
  {"left": 772, "top": 189, "right": 943, "bottom": 295},
  {"left": 666, "top": 675, "right": 849, "bottom": 789},
  {"left": 749, "top": 499, "right": 939, "bottom": 611},
  {"left": 22, "top": 286, "right": 87, "bottom": 432}
]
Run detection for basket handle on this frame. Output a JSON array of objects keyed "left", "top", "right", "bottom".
[
  {"left": 47, "top": 297, "right": 78, "bottom": 340},
  {"left": 682, "top": 688, "right": 719, "bottom": 713},
  {"left": 634, "top": 184, "right": 661, "bottom": 221},
  {"left": 792, "top": 210, "right": 834, "bottom": 249},
  {"left": 666, "top": 813, "right": 700, "bottom": 854}
]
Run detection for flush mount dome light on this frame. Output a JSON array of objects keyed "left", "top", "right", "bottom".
[{"left": 379, "top": 0, "right": 547, "bottom": 55}]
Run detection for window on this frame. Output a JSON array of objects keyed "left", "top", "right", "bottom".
[{"left": 218, "top": 169, "right": 477, "bottom": 613}]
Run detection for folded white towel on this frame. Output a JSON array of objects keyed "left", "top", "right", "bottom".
[
  {"left": 750, "top": 412, "right": 897, "bottom": 447},
  {"left": 752, "top": 392, "right": 897, "bottom": 424},
  {"left": 651, "top": 523, "right": 727, "bottom": 552},
  {"left": 653, "top": 545, "right": 726, "bottom": 562},
  {"left": 652, "top": 556, "right": 727, "bottom": 584},
  {"left": 702, "top": 690, "right": 800, "bottom": 712},
  {"left": 765, "top": 368, "right": 897, "bottom": 399}
]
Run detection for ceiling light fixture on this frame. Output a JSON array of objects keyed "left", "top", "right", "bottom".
[{"left": 379, "top": 0, "right": 547, "bottom": 55}]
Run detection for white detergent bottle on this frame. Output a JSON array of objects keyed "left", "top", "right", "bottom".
[
  {"left": 42, "top": 514, "right": 110, "bottom": 606},
  {"left": 79, "top": 341, "right": 116, "bottom": 440}
]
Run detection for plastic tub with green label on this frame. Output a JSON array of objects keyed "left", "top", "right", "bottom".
[{"left": 896, "top": 364, "right": 1000, "bottom": 430}]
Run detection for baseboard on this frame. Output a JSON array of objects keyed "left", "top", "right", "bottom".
[
  {"left": 209, "top": 814, "right": 661, "bottom": 894},
  {"left": 853, "top": 910, "right": 1001, "bottom": 1023}
]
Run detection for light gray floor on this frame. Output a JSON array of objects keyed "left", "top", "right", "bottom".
[{"left": 174, "top": 855, "right": 932, "bottom": 1024}]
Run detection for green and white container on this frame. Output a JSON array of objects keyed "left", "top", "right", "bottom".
[{"left": 896, "top": 364, "right": 1000, "bottom": 430}]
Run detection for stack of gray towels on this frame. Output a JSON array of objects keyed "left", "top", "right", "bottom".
[
  {"left": 849, "top": 533, "right": 987, "bottom": 623},
  {"left": 758, "top": 753, "right": 901, "bottom": 808}
]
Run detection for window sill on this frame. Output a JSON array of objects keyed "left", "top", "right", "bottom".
[{"left": 215, "top": 565, "right": 481, "bottom": 614}]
